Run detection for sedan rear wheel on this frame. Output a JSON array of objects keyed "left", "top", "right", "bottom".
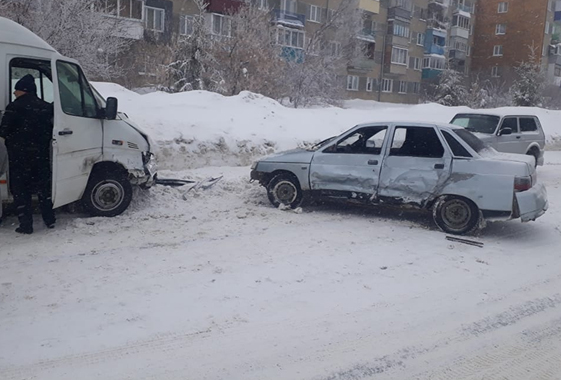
[{"left": 433, "top": 196, "right": 480, "bottom": 235}]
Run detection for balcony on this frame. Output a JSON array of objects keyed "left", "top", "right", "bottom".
[
  {"left": 388, "top": 6, "right": 412, "bottom": 21},
  {"left": 358, "top": 0, "right": 380, "bottom": 14},
  {"left": 450, "top": 26, "right": 469, "bottom": 39},
  {"left": 429, "top": 0, "right": 447, "bottom": 6},
  {"left": 449, "top": 49, "right": 467, "bottom": 61},
  {"left": 205, "top": 0, "right": 243, "bottom": 14},
  {"left": 273, "top": 9, "right": 306, "bottom": 28},
  {"left": 99, "top": 14, "right": 144, "bottom": 40},
  {"left": 349, "top": 58, "right": 377, "bottom": 71},
  {"left": 427, "top": 44, "right": 446, "bottom": 56}
]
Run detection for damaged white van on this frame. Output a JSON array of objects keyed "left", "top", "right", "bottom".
[
  {"left": 0, "top": 17, "right": 157, "bottom": 217},
  {"left": 251, "top": 122, "right": 548, "bottom": 235}
]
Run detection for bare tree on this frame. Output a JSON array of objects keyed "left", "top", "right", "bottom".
[
  {"left": 280, "top": 1, "right": 363, "bottom": 108},
  {"left": 0, "top": 0, "right": 132, "bottom": 80}
]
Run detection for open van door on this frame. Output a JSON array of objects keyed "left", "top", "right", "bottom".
[{"left": 51, "top": 59, "right": 103, "bottom": 208}]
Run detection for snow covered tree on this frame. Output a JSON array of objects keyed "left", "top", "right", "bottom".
[
  {"left": 165, "top": 0, "right": 220, "bottom": 92},
  {"left": 0, "top": 0, "right": 132, "bottom": 80},
  {"left": 280, "top": 1, "right": 363, "bottom": 108},
  {"left": 511, "top": 47, "right": 545, "bottom": 107},
  {"left": 431, "top": 68, "right": 468, "bottom": 107}
]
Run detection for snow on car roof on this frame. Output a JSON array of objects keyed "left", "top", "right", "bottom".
[
  {"left": 354, "top": 121, "right": 463, "bottom": 130},
  {"left": 0, "top": 16, "right": 56, "bottom": 53},
  {"left": 453, "top": 109, "right": 540, "bottom": 118}
]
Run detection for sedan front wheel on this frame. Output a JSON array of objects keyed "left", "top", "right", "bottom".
[{"left": 267, "top": 173, "right": 304, "bottom": 209}]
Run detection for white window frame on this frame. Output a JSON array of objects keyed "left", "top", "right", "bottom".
[
  {"left": 282, "top": 0, "right": 297, "bottom": 13},
  {"left": 493, "top": 45, "right": 503, "bottom": 56},
  {"left": 382, "top": 79, "right": 393, "bottom": 93},
  {"left": 498, "top": 2, "right": 508, "bottom": 13},
  {"left": 179, "top": 15, "right": 194, "bottom": 36},
  {"left": 496, "top": 24, "right": 506, "bottom": 35},
  {"left": 144, "top": 5, "right": 165, "bottom": 32},
  {"left": 391, "top": 47, "right": 408, "bottom": 65},
  {"left": 276, "top": 26, "right": 305, "bottom": 49},
  {"left": 309, "top": 5, "right": 321, "bottom": 23},
  {"left": 366, "top": 77, "right": 374, "bottom": 92},
  {"left": 399, "top": 81, "right": 407, "bottom": 94},
  {"left": 258, "top": 0, "right": 268, "bottom": 10},
  {"left": 347, "top": 75, "right": 359, "bottom": 91},
  {"left": 546, "top": 21, "right": 551, "bottom": 35},
  {"left": 491, "top": 66, "right": 500, "bottom": 77},
  {"left": 329, "top": 41, "right": 342, "bottom": 57},
  {"left": 413, "top": 57, "right": 421, "bottom": 70},
  {"left": 393, "top": 23, "right": 410, "bottom": 38},
  {"left": 211, "top": 13, "right": 232, "bottom": 37},
  {"left": 417, "top": 33, "right": 425, "bottom": 46}
]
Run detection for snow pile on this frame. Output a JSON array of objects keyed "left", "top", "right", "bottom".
[{"left": 92, "top": 82, "right": 561, "bottom": 170}]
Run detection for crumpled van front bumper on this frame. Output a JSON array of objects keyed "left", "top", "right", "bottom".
[{"left": 515, "top": 183, "right": 548, "bottom": 222}]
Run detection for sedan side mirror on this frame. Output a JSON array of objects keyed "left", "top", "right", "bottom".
[
  {"left": 105, "top": 97, "right": 118, "bottom": 120},
  {"left": 499, "top": 127, "right": 512, "bottom": 136}
]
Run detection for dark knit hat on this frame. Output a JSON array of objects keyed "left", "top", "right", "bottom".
[{"left": 14, "top": 74, "right": 37, "bottom": 94}]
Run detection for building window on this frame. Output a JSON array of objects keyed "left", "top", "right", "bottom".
[
  {"left": 493, "top": 45, "right": 503, "bottom": 56},
  {"left": 417, "top": 33, "right": 425, "bottom": 46},
  {"left": 329, "top": 41, "right": 342, "bottom": 57},
  {"left": 347, "top": 75, "right": 359, "bottom": 91},
  {"left": 453, "top": 15, "right": 470, "bottom": 30},
  {"left": 366, "top": 77, "right": 375, "bottom": 92},
  {"left": 391, "top": 47, "right": 408, "bottom": 65},
  {"left": 392, "top": 23, "right": 410, "bottom": 38},
  {"left": 399, "top": 81, "right": 407, "bottom": 94},
  {"left": 281, "top": 0, "right": 297, "bottom": 13},
  {"left": 546, "top": 21, "right": 551, "bottom": 34},
  {"left": 179, "top": 15, "right": 193, "bottom": 36},
  {"left": 555, "top": 66, "right": 561, "bottom": 77},
  {"left": 212, "top": 14, "right": 231, "bottom": 37},
  {"left": 276, "top": 27, "right": 305, "bottom": 49},
  {"left": 410, "top": 57, "right": 421, "bottom": 70},
  {"left": 309, "top": 5, "right": 321, "bottom": 23},
  {"left": 423, "top": 56, "right": 445, "bottom": 69},
  {"left": 498, "top": 2, "right": 508, "bottom": 13},
  {"left": 258, "top": 0, "right": 268, "bottom": 10},
  {"left": 382, "top": 79, "right": 393, "bottom": 93},
  {"left": 491, "top": 66, "right": 500, "bottom": 77},
  {"left": 496, "top": 24, "right": 506, "bottom": 35},
  {"left": 412, "top": 82, "right": 420, "bottom": 94},
  {"left": 144, "top": 6, "right": 164, "bottom": 32}
]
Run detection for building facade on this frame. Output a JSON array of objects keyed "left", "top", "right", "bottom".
[
  {"left": 99, "top": 0, "right": 478, "bottom": 103},
  {"left": 471, "top": 0, "right": 556, "bottom": 85}
]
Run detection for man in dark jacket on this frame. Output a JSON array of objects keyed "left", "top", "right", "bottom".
[{"left": 0, "top": 74, "right": 55, "bottom": 234}]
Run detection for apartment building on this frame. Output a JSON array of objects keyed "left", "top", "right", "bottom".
[{"left": 471, "top": 0, "right": 556, "bottom": 85}]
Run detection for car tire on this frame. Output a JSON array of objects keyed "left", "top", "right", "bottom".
[
  {"left": 527, "top": 149, "right": 540, "bottom": 168},
  {"left": 267, "top": 173, "right": 304, "bottom": 209},
  {"left": 433, "top": 195, "right": 481, "bottom": 235},
  {"left": 82, "top": 170, "right": 133, "bottom": 217}
]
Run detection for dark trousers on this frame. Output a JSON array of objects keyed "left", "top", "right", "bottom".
[{"left": 9, "top": 152, "right": 55, "bottom": 229}]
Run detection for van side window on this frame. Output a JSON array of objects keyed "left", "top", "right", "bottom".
[
  {"left": 519, "top": 118, "right": 538, "bottom": 133},
  {"left": 442, "top": 131, "right": 472, "bottom": 158},
  {"left": 56, "top": 61, "right": 98, "bottom": 118},
  {"left": 9, "top": 58, "right": 53, "bottom": 103},
  {"left": 500, "top": 117, "right": 518, "bottom": 133}
]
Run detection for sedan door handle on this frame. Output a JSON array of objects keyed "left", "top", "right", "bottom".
[
  {"left": 434, "top": 163, "right": 445, "bottom": 169},
  {"left": 516, "top": 136, "right": 521, "bottom": 139},
  {"left": 58, "top": 130, "right": 73, "bottom": 136},
  {"left": 368, "top": 159, "right": 379, "bottom": 165}
]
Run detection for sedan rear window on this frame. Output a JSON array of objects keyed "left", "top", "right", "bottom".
[
  {"left": 453, "top": 129, "right": 486, "bottom": 153},
  {"left": 450, "top": 114, "right": 501, "bottom": 134}
]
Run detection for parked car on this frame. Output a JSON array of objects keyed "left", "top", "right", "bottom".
[
  {"left": 450, "top": 112, "right": 545, "bottom": 167},
  {"left": 250, "top": 122, "right": 548, "bottom": 235}
]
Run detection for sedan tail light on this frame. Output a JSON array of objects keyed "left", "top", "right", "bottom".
[{"left": 514, "top": 176, "right": 532, "bottom": 192}]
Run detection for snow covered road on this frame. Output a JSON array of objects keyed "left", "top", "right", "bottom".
[{"left": 1, "top": 153, "right": 561, "bottom": 380}]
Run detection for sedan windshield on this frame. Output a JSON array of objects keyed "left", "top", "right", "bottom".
[
  {"left": 450, "top": 114, "right": 501, "bottom": 134},
  {"left": 453, "top": 129, "right": 486, "bottom": 153},
  {"left": 308, "top": 136, "right": 336, "bottom": 151}
]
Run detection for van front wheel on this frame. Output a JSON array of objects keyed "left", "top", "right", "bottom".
[{"left": 82, "top": 171, "right": 133, "bottom": 217}]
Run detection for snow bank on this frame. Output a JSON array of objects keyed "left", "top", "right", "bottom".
[{"left": 92, "top": 82, "right": 561, "bottom": 170}]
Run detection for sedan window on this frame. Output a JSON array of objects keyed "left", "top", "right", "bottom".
[
  {"left": 327, "top": 126, "right": 388, "bottom": 154},
  {"left": 453, "top": 129, "right": 486, "bottom": 153},
  {"left": 390, "top": 127, "right": 444, "bottom": 158}
]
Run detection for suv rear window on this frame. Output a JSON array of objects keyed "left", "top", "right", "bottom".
[{"left": 519, "top": 117, "right": 538, "bottom": 132}]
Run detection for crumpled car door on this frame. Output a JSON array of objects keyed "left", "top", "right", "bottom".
[{"left": 378, "top": 125, "right": 452, "bottom": 205}]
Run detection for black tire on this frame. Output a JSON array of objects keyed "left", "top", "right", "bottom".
[
  {"left": 267, "top": 173, "right": 304, "bottom": 209},
  {"left": 82, "top": 170, "right": 133, "bottom": 217},
  {"left": 527, "top": 149, "right": 539, "bottom": 168},
  {"left": 433, "top": 196, "right": 481, "bottom": 235}
]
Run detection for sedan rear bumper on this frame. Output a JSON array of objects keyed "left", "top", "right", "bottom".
[{"left": 516, "top": 183, "right": 548, "bottom": 222}]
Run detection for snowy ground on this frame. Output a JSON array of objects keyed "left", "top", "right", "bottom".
[
  {"left": 1, "top": 149, "right": 561, "bottom": 379},
  {"left": 2, "top": 87, "right": 561, "bottom": 379}
]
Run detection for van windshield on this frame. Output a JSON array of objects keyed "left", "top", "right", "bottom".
[{"left": 450, "top": 114, "right": 501, "bottom": 134}]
